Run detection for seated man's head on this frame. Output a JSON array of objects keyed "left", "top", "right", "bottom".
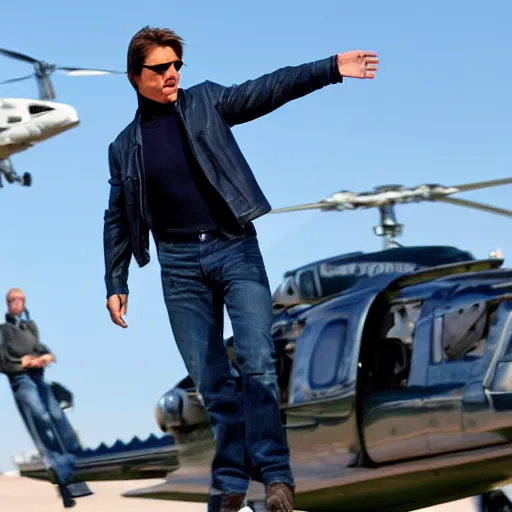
[{"left": 6, "top": 288, "right": 25, "bottom": 316}]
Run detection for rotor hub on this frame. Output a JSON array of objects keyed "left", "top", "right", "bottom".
[{"left": 0, "top": 47, "right": 124, "bottom": 101}]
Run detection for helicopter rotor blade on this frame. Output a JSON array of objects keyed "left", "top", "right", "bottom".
[
  {"left": 56, "top": 67, "right": 126, "bottom": 76},
  {"left": 451, "top": 177, "right": 512, "bottom": 193},
  {"left": 436, "top": 196, "right": 512, "bottom": 218},
  {"left": 0, "top": 73, "right": 35, "bottom": 85},
  {"left": 0, "top": 48, "right": 39, "bottom": 64},
  {"left": 270, "top": 202, "right": 331, "bottom": 213}
]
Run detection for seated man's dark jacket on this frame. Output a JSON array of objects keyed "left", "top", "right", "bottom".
[
  {"left": 0, "top": 315, "right": 52, "bottom": 376},
  {"left": 103, "top": 55, "right": 342, "bottom": 298}
]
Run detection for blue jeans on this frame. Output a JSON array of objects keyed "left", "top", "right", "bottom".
[
  {"left": 8, "top": 369, "right": 81, "bottom": 485},
  {"left": 157, "top": 229, "right": 294, "bottom": 504}
]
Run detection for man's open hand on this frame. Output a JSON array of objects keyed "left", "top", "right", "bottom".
[
  {"left": 107, "top": 293, "right": 128, "bottom": 328},
  {"left": 21, "top": 354, "right": 54, "bottom": 369},
  {"left": 21, "top": 355, "right": 37, "bottom": 369},
  {"left": 337, "top": 51, "right": 379, "bottom": 79}
]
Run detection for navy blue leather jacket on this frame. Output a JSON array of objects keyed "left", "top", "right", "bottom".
[{"left": 103, "top": 55, "right": 342, "bottom": 298}]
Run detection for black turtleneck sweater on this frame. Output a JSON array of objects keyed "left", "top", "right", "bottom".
[{"left": 138, "top": 93, "right": 238, "bottom": 237}]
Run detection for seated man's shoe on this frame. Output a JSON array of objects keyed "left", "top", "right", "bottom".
[
  {"left": 266, "top": 482, "right": 294, "bottom": 512},
  {"left": 67, "top": 481, "right": 94, "bottom": 498},
  {"left": 58, "top": 486, "right": 77, "bottom": 509},
  {"left": 48, "top": 468, "right": 77, "bottom": 508}
]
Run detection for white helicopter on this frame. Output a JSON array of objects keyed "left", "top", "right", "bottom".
[{"left": 0, "top": 48, "right": 124, "bottom": 187}]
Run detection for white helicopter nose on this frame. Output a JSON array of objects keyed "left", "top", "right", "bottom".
[
  {"left": 26, "top": 101, "right": 81, "bottom": 143},
  {"left": 55, "top": 103, "right": 80, "bottom": 126}
]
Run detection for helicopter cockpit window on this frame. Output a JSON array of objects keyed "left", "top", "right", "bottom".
[
  {"left": 309, "top": 318, "right": 348, "bottom": 389},
  {"left": 362, "top": 300, "right": 422, "bottom": 391},
  {"left": 431, "top": 301, "right": 493, "bottom": 363},
  {"left": 29, "top": 104, "right": 54, "bottom": 115},
  {"left": 386, "top": 301, "right": 422, "bottom": 345},
  {"left": 7, "top": 116, "right": 22, "bottom": 124}
]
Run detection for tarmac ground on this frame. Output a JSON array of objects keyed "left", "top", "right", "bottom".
[{"left": 0, "top": 475, "right": 477, "bottom": 512}]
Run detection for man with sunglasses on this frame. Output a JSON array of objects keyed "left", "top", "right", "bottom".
[{"left": 103, "top": 25, "right": 379, "bottom": 512}]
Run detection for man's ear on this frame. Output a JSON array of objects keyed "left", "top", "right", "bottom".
[{"left": 129, "top": 73, "right": 140, "bottom": 90}]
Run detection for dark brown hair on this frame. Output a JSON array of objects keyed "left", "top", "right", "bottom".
[{"left": 127, "top": 26, "right": 185, "bottom": 90}]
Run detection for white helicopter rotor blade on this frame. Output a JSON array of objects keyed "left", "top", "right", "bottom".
[
  {"left": 57, "top": 67, "right": 125, "bottom": 76},
  {"left": 436, "top": 196, "right": 512, "bottom": 218},
  {"left": 451, "top": 177, "right": 512, "bottom": 193},
  {"left": 269, "top": 176, "right": 512, "bottom": 216},
  {"left": 270, "top": 202, "right": 330, "bottom": 213}
]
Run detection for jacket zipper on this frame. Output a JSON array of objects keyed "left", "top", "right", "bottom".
[
  {"left": 136, "top": 145, "right": 146, "bottom": 221},
  {"left": 175, "top": 102, "right": 244, "bottom": 226},
  {"left": 135, "top": 140, "right": 150, "bottom": 264}
]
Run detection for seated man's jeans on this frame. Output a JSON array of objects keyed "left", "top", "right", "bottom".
[
  {"left": 157, "top": 230, "right": 294, "bottom": 509},
  {"left": 9, "top": 369, "right": 81, "bottom": 485}
]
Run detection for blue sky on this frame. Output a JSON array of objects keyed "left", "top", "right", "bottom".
[{"left": 0, "top": 0, "right": 510, "bottom": 472}]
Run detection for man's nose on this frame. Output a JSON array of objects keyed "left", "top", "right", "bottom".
[{"left": 163, "top": 66, "right": 178, "bottom": 81}]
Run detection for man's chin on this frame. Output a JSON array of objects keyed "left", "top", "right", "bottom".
[{"left": 163, "top": 89, "right": 178, "bottom": 102}]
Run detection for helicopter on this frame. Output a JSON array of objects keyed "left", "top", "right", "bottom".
[
  {"left": 0, "top": 48, "right": 124, "bottom": 187},
  {"left": 13, "top": 176, "right": 512, "bottom": 511}
]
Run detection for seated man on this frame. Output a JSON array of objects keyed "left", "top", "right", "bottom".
[{"left": 0, "top": 288, "right": 92, "bottom": 508}]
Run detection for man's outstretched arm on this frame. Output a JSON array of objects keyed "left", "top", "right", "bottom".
[{"left": 204, "top": 51, "right": 378, "bottom": 126}]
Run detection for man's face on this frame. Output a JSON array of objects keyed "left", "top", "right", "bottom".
[
  {"left": 7, "top": 290, "right": 25, "bottom": 316},
  {"left": 134, "top": 45, "right": 182, "bottom": 104}
]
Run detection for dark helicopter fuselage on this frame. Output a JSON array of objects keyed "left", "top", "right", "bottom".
[{"left": 149, "top": 257, "right": 512, "bottom": 511}]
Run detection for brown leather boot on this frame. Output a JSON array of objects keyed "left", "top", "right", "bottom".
[
  {"left": 223, "top": 492, "right": 247, "bottom": 512},
  {"left": 266, "top": 482, "right": 294, "bottom": 512}
]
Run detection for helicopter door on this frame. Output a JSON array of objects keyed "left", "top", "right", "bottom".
[
  {"left": 282, "top": 286, "right": 382, "bottom": 471},
  {"left": 480, "top": 299, "right": 512, "bottom": 435},
  {"left": 424, "top": 299, "right": 497, "bottom": 455},
  {"left": 360, "top": 299, "right": 431, "bottom": 464}
]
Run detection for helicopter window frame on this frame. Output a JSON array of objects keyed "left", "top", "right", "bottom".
[
  {"left": 431, "top": 315, "right": 444, "bottom": 364},
  {"left": 308, "top": 318, "right": 348, "bottom": 390},
  {"left": 430, "top": 304, "right": 490, "bottom": 364},
  {"left": 28, "top": 104, "right": 55, "bottom": 116}
]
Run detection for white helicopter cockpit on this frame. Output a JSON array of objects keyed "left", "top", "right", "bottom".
[
  {"left": 0, "top": 47, "right": 124, "bottom": 187},
  {"left": 0, "top": 98, "right": 79, "bottom": 159}
]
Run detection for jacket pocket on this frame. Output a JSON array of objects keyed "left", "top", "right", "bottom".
[
  {"left": 121, "top": 175, "right": 138, "bottom": 207},
  {"left": 196, "top": 130, "right": 245, "bottom": 201}
]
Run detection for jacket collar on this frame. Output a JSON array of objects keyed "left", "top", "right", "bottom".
[
  {"left": 6, "top": 308, "right": 30, "bottom": 327},
  {"left": 130, "top": 89, "right": 186, "bottom": 145}
]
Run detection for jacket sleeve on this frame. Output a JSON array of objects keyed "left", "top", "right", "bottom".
[
  {"left": 0, "top": 327, "right": 21, "bottom": 375},
  {"left": 203, "top": 55, "right": 342, "bottom": 127},
  {"left": 103, "top": 142, "right": 132, "bottom": 299}
]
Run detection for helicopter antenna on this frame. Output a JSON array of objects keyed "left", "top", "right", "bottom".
[
  {"left": 270, "top": 177, "right": 512, "bottom": 250},
  {"left": 0, "top": 48, "right": 125, "bottom": 101}
]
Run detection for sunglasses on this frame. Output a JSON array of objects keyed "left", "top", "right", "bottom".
[
  {"left": 7, "top": 297, "right": 24, "bottom": 303},
  {"left": 141, "top": 60, "right": 184, "bottom": 74}
]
